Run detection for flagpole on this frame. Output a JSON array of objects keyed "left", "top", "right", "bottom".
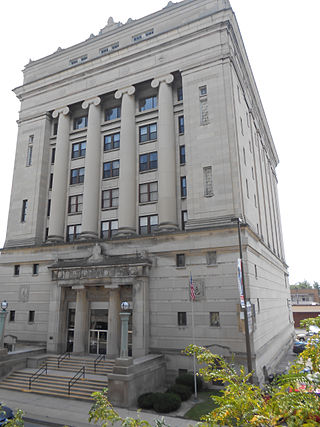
[{"left": 190, "top": 273, "right": 198, "bottom": 400}]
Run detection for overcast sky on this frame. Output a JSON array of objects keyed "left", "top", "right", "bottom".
[{"left": 0, "top": 0, "right": 319, "bottom": 285}]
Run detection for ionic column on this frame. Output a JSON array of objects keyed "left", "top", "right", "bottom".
[
  {"left": 73, "top": 286, "right": 88, "bottom": 354},
  {"left": 151, "top": 74, "right": 178, "bottom": 231},
  {"left": 106, "top": 287, "right": 121, "bottom": 358},
  {"left": 47, "top": 107, "right": 70, "bottom": 242},
  {"left": 80, "top": 97, "right": 101, "bottom": 239},
  {"left": 114, "top": 86, "right": 136, "bottom": 236}
]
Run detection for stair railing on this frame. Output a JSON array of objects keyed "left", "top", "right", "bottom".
[
  {"left": 94, "top": 354, "right": 106, "bottom": 373},
  {"left": 57, "top": 351, "right": 71, "bottom": 368},
  {"left": 68, "top": 366, "right": 85, "bottom": 395},
  {"left": 29, "top": 363, "right": 48, "bottom": 390}
]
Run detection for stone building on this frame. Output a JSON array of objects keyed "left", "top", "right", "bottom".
[{"left": 0, "top": 0, "right": 293, "bottom": 383}]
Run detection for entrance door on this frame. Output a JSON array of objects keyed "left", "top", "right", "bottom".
[
  {"left": 89, "top": 309, "right": 108, "bottom": 355},
  {"left": 66, "top": 308, "right": 75, "bottom": 352}
]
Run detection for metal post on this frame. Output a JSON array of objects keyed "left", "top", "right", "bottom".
[{"left": 233, "top": 218, "right": 253, "bottom": 383}]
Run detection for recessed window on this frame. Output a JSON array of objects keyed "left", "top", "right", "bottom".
[
  {"left": 103, "top": 161, "right": 120, "bottom": 179},
  {"left": 178, "top": 312, "right": 187, "bottom": 326},
  {"left": 255, "top": 265, "right": 258, "bottom": 279},
  {"left": 104, "top": 133, "right": 120, "bottom": 151},
  {"left": 73, "top": 116, "right": 88, "bottom": 130},
  {"left": 71, "top": 142, "right": 86, "bottom": 159},
  {"left": 243, "top": 147, "right": 246, "bottom": 165},
  {"left": 9, "top": 310, "right": 15, "bottom": 322},
  {"left": 26, "top": 145, "right": 33, "bottom": 167},
  {"left": 206, "top": 251, "right": 217, "bottom": 265},
  {"left": 176, "top": 253, "right": 185, "bottom": 267},
  {"left": 254, "top": 194, "right": 257, "bottom": 208},
  {"left": 240, "top": 117, "right": 244, "bottom": 135},
  {"left": 177, "top": 87, "right": 183, "bottom": 101},
  {"left": 181, "top": 210, "right": 188, "bottom": 230},
  {"left": 105, "top": 107, "right": 120, "bottom": 121},
  {"left": 180, "top": 176, "right": 187, "bottom": 198},
  {"left": 101, "top": 220, "right": 118, "bottom": 239},
  {"left": 29, "top": 135, "right": 34, "bottom": 144},
  {"left": 47, "top": 199, "right": 51, "bottom": 217},
  {"left": 49, "top": 173, "right": 54, "bottom": 190},
  {"left": 66, "top": 224, "right": 81, "bottom": 242},
  {"left": 14, "top": 265, "right": 20, "bottom": 276},
  {"left": 28, "top": 310, "right": 35, "bottom": 323},
  {"left": 53, "top": 122, "right": 58, "bottom": 136},
  {"left": 21, "top": 199, "right": 28, "bottom": 223},
  {"left": 139, "top": 96, "right": 157, "bottom": 112},
  {"left": 70, "top": 168, "right": 85, "bottom": 185},
  {"left": 251, "top": 167, "right": 255, "bottom": 180},
  {"left": 68, "top": 194, "right": 83, "bottom": 213},
  {"left": 179, "top": 145, "right": 186, "bottom": 165},
  {"left": 133, "top": 29, "right": 154, "bottom": 42},
  {"left": 51, "top": 147, "right": 56, "bottom": 164},
  {"left": 139, "top": 215, "right": 158, "bottom": 235},
  {"left": 178, "top": 116, "right": 184, "bottom": 134},
  {"left": 209, "top": 312, "right": 220, "bottom": 327},
  {"left": 199, "top": 85, "right": 207, "bottom": 97},
  {"left": 139, "top": 182, "right": 158, "bottom": 203},
  {"left": 33, "top": 264, "right": 39, "bottom": 275},
  {"left": 246, "top": 179, "right": 249, "bottom": 198},
  {"left": 139, "top": 123, "right": 157, "bottom": 143},
  {"left": 139, "top": 152, "right": 157, "bottom": 172},
  {"left": 102, "top": 189, "right": 119, "bottom": 209},
  {"left": 100, "top": 42, "right": 119, "bottom": 55}
]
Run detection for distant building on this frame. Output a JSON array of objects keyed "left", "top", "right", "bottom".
[
  {"left": 0, "top": 0, "right": 293, "bottom": 383},
  {"left": 290, "top": 288, "right": 319, "bottom": 305}
]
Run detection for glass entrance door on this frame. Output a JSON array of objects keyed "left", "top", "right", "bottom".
[
  {"left": 89, "top": 309, "right": 108, "bottom": 355},
  {"left": 67, "top": 308, "right": 75, "bottom": 352}
]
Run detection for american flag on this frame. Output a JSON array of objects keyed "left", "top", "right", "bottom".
[{"left": 190, "top": 273, "right": 195, "bottom": 301}]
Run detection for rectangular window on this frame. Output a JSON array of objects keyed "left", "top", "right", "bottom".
[
  {"left": 73, "top": 116, "right": 88, "bottom": 130},
  {"left": 66, "top": 224, "right": 81, "bottom": 242},
  {"left": 180, "top": 176, "right": 187, "bottom": 198},
  {"left": 139, "top": 96, "right": 157, "bottom": 112},
  {"left": 139, "top": 215, "right": 158, "bottom": 235},
  {"left": 139, "top": 123, "right": 157, "bottom": 143},
  {"left": 71, "top": 141, "right": 86, "bottom": 159},
  {"left": 139, "top": 152, "right": 157, "bottom": 172},
  {"left": 49, "top": 173, "right": 54, "bottom": 190},
  {"left": 181, "top": 210, "right": 188, "bottom": 230},
  {"left": 104, "top": 133, "right": 120, "bottom": 151},
  {"left": 28, "top": 310, "right": 35, "bottom": 323},
  {"left": 102, "top": 189, "right": 119, "bottom": 209},
  {"left": 255, "top": 265, "right": 258, "bottom": 279},
  {"left": 70, "top": 168, "right": 85, "bottom": 185},
  {"left": 178, "top": 312, "right": 187, "bottom": 326},
  {"left": 101, "top": 220, "right": 118, "bottom": 239},
  {"left": 178, "top": 116, "right": 184, "bottom": 134},
  {"left": 246, "top": 179, "right": 249, "bottom": 198},
  {"left": 199, "top": 85, "right": 207, "bottom": 96},
  {"left": 53, "top": 122, "right": 58, "bottom": 136},
  {"left": 21, "top": 199, "right": 28, "bottom": 222},
  {"left": 176, "top": 253, "right": 185, "bottom": 267},
  {"left": 9, "top": 310, "right": 15, "bottom": 322},
  {"left": 103, "top": 161, "right": 120, "bottom": 179},
  {"left": 210, "top": 312, "right": 220, "bottom": 327},
  {"left": 105, "top": 107, "right": 120, "bottom": 121},
  {"left": 26, "top": 145, "right": 33, "bottom": 166},
  {"left": 177, "top": 87, "right": 183, "bottom": 101},
  {"left": 33, "top": 264, "right": 39, "bottom": 275},
  {"left": 139, "top": 182, "right": 158, "bottom": 203},
  {"left": 51, "top": 147, "right": 56, "bottom": 164},
  {"left": 68, "top": 194, "right": 83, "bottom": 213},
  {"left": 179, "top": 145, "right": 186, "bottom": 165},
  {"left": 14, "top": 265, "right": 20, "bottom": 276},
  {"left": 240, "top": 117, "right": 244, "bottom": 135},
  {"left": 243, "top": 147, "right": 246, "bottom": 165},
  {"left": 47, "top": 199, "right": 51, "bottom": 217},
  {"left": 206, "top": 251, "right": 217, "bottom": 265}
]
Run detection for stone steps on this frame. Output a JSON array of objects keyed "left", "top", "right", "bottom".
[{"left": 45, "top": 355, "right": 114, "bottom": 375}]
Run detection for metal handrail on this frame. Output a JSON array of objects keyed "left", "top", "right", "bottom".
[
  {"left": 94, "top": 354, "right": 105, "bottom": 373},
  {"left": 57, "top": 352, "right": 71, "bottom": 368},
  {"left": 68, "top": 366, "right": 85, "bottom": 395},
  {"left": 29, "top": 363, "right": 48, "bottom": 390}
]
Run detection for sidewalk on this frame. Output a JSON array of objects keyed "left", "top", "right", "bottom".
[{"left": 0, "top": 388, "right": 197, "bottom": 427}]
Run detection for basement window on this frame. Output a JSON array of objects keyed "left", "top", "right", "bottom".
[{"left": 28, "top": 311, "right": 35, "bottom": 323}]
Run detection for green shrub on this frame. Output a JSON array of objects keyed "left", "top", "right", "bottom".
[
  {"left": 175, "top": 372, "right": 203, "bottom": 391},
  {"left": 152, "top": 392, "right": 181, "bottom": 413},
  {"left": 167, "top": 383, "right": 192, "bottom": 401},
  {"left": 137, "top": 392, "right": 156, "bottom": 409}
]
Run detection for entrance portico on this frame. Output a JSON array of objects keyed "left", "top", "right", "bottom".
[{"left": 47, "top": 245, "right": 151, "bottom": 359}]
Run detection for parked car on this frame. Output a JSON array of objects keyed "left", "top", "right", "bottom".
[
  {"left": 0, "top": 405, "right": 13, "bottom": 425},
  {"left": 293, "top": 340, "right": 307, "bottom": 354}
]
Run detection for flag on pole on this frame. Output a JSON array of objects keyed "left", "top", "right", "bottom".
[{"left": 190, "top": 273, "right": 195, "bottom": 301}]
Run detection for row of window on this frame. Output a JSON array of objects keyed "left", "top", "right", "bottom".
[
  {"left": 14, "top": 264, "right": 39, "bottom": 276},
  {"left": 178, "top": 311, "right": 220, "bottom": 327},
  {"left": 175, "top": 251, "right": 217, "bottom": 268},
  {"left": 53, "top": 92, "right": 184, "bottom": 135},
  {"left": 8, "top": 310, "right": 35, "bottom": 323}
]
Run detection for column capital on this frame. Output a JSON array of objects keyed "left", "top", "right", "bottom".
[
  {"left": 151, "top": 73, "right": 174, "bottom": 88},
  {"left": 82, "top": 96, "right": 101, "bottom": 110},
  {"left": 115, "top": 85, "right": 135, "bottom": 99},
  {"left": 52, "top": 106, "right": 70, "bottom": 119}
]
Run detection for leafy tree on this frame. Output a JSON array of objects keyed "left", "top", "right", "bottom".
[
  {"left": 1, "top": 408, "right": 24, "bottom": 426},
  {"left": 290, "top": 280, "right": 313, "bottom": 289}
]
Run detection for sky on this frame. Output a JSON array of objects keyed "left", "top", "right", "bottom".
[{"left": 0, "top": 0, "right": 319, "bottom": 285}]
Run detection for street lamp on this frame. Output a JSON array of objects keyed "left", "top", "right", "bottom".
[
  {"left": 0, "top": 300, "right": 8, "bottom": 353},
  {"left": 119, "top": 301, "right": 131, "bottom": 358},
  {"left": 1, "top": 300, "right": 8, "bottom": 311},
  {"left": 231, "top": 217, "right": 253, "bottom": 383}
]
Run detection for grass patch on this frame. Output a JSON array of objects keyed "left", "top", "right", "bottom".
[{"left": 184, "top": 389, "right": 222, "bottom": 421}]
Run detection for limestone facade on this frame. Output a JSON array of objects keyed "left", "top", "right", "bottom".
[{"left": 0, "top": 0, "right": 293, "bottom": 383}]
